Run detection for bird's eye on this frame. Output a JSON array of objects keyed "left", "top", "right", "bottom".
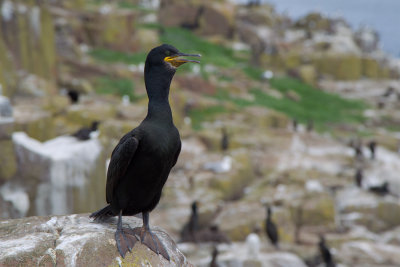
[{"left": 165, "top": 51, "right": 170, "bottom": 56}]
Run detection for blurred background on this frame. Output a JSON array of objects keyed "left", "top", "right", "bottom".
[{"left": 0, "top": 0, "right": 400, "bottom": 266}]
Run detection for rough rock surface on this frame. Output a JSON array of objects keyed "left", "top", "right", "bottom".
[{"left": 0, "top": 214, "right": 193, "bottom": 267}]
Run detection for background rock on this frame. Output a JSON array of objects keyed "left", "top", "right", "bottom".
[{"left": 11, "top": 132, "right": 105, "bottom": 217}]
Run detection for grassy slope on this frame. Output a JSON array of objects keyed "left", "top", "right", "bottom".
[{"left": 89, "top": 26, "right": 366, "bottom": 132}]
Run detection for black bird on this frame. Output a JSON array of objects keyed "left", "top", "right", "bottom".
[
  {"left": 220, "top": 127, "right": 229, "bottom": 152},
  {"left": 180, "top": 201, "right": 199, "bottom": 242},
  {"left": 90, "top": 44, "right": 200, "bottom": 260},
  {"left": 354, "top": 144, "right": 363, "bottom": 159},
  {"left": 369, "top": 181, "right": 390, "bottom": 196},
  {"left": 355, "top": 168, "right": 363, "bottom": 187},
  {"left": 368, "top": 140, "right": 377, "bottom": 159},
  {"left": 383, "top": 86, "right": 395, "bottom": 97},
  {"left": 209, "top": 246, "right": 219, "bottom": 267},
  {"left": 265, "top": 205, "right": 279, "bottom": 248},
  {"left": 72, "top": 121, "right": 99, "bottom": 141},
  {"left": 319, "top": 235, "right": 335, "bottom": 267},
  {"left": 67, "top": 89, "right": 80, "bottom": 103}
]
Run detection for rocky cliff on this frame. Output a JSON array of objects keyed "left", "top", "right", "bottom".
[{"left": 0, "top": 213, "right": 192, "bottom": 266}]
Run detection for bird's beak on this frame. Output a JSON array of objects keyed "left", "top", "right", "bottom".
[{"left": 164, "top": 52, "right": 201, "bottom": 67}]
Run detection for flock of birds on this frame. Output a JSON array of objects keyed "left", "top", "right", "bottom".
[
  {"left": 351, "top": 139, "right": 392, "bottom": 196},
  {"left": 179, "top": 200, "right": 335, "bottom": 267}
]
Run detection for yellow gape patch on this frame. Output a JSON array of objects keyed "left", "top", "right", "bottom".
[{"left": 164, "top": 56, "right": 187, "bottom": 67}]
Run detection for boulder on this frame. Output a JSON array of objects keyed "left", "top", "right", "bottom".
[
  {"left": 296, "top": 193, "right": 335, "bottom": 227},
  {"left": 313, "top": 54, "right": 362, "bottom": 80},
  {"left": 0, "top": 214, "right": 193, "bottom": 266},
  {"left": 158, "top": 0, "right": 234, "bottom": 38},
  {"left": 13, "top": 104, "right": 55, "bottom": 142},
  {"left": 340, "top": 241, "right": 400, "bottom": 266},
  {"left": 298, "top": 64, "right": 316, "bottom": 85},
  {"left": 76, "top": 8, "right": 138, "bottom": 52},
  {"left": 12, "top": 132, "right": 105, "bottom": 217},
  {"left": 197, "top": 4, "right": 234, "bottom": 38},
  {"left": 209, "top": 149, "right": 254, "bottom": 201},
  {"left": 337, "top": 188, "right": 400, "bottom": 232},
  {"left": 158, "top": 1, "right": 200, "bottom": 28}
]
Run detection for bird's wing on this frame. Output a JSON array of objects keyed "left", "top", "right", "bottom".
[{"left": 106, "top": 135, "right": 139, "bottom": 203}]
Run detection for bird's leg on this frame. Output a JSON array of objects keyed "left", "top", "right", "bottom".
[
  {"left": 131, "top": 212, "right": 170, "bottom": 261},
  {"left": 115, "top": 210, "right": 138, "bottom": 258}
]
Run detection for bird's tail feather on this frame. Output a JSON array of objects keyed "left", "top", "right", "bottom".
[{"left": 90, "top": 205, "right": 114, "bottom": 221}]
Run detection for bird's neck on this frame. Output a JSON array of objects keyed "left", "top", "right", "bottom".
[
  {"left": 144, "top": 67, "right": 175, "bottom": 124},
  {"left": 146, "top": 99, "right": 173, "bottom": 123}
]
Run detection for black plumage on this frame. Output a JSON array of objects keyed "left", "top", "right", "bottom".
[
  {"left": 90, "top": 44, "right": 200, "bottom": 260},
  {"left": 72, "top": 121, "right": 99, "bottom": 141},
  {"left": 265, "top": 206, "right": 279, "bottom": 248},
  {"left": 369, "top": 181, "right": 390, "bottom": 196},
  {"left": 355, "top": 168, "right": 363, "bottom": 187},
  {"left": 220, "top": 127, "right": 229, "bottom": 152},
  {"left": 67, "top": 89, "right": 80, "bottom": 103},
  {"left": 209, "top": 246, "right": 219, "bottom": 267},
  {"left": 368, "top": 140, "right": 377, "bottom": 159},
  {"left": 180, "top": 201, "right": 199, "bottom": 242},
  {"left": 319, "top": 235, "right": 335, "bottom": 267}
]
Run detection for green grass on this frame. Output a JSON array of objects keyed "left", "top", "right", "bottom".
[
  {"left": 160, "top": 27, "right": 244, "bottom": 68},
  {"left": 243, "top": 66, "right": 264, "bottom": 81},
  {"left": 267, "top": 77, "right": 366, "bottom": 126},
  {"left": 208, "top": 77, "right": 366, "bottom": 131},
  {"left": 89, "top": 48, "right": 147, "bottom": 65},
  {"left": 94, "top": 76, "right": 135, "bottom": 99},
  {"left": 188, "top": 105, "right": 228, "bottom": 130}
]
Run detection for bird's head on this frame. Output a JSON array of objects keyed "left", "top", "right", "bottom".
[{"left": 146, "top": 44, "right": 201, "bottom": 71}]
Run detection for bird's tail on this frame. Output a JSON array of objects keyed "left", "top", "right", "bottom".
[{"left": 90, "top": 205, "right": 114, "bottom": 221}]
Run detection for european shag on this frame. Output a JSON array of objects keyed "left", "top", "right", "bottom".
[
  {"left": 72, "top": 121, "right": 99, "bottom": 141},
  {"left": 90, "top": 44, "right": 200, "bottom": 260},
  {"left": 209, "top": 246, "right": 219, "bottom": 267},
  {"left": 180, "top": 201, "right": 199, "bottom": 242},
  {"left": 369, "top": 181, "right": 390, "bottom": 196},
  {"left": 265, "top": 205, "right": 279, "bottom": 248},
  {"left": 67, "top": 89, "right": 80, "bottom": 103},
  {"left": 368, "top": 140, "right": 377, "bottom": 159},
  {"left": 355, "top": 168, "right": 363, "bottom": 188},
  {"left": 319, "top": 235, "right": 335, "bottom": 267},
  {"left": 221, "top": 127, "right": 229, "bottom": 151}
]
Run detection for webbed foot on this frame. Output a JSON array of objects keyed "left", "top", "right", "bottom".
[
  {"left": 115, "top": 227, "right": 139, "bottom": 258},
  {"left": 131, "top": 226, "right": 170, "bottom": 261}
]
